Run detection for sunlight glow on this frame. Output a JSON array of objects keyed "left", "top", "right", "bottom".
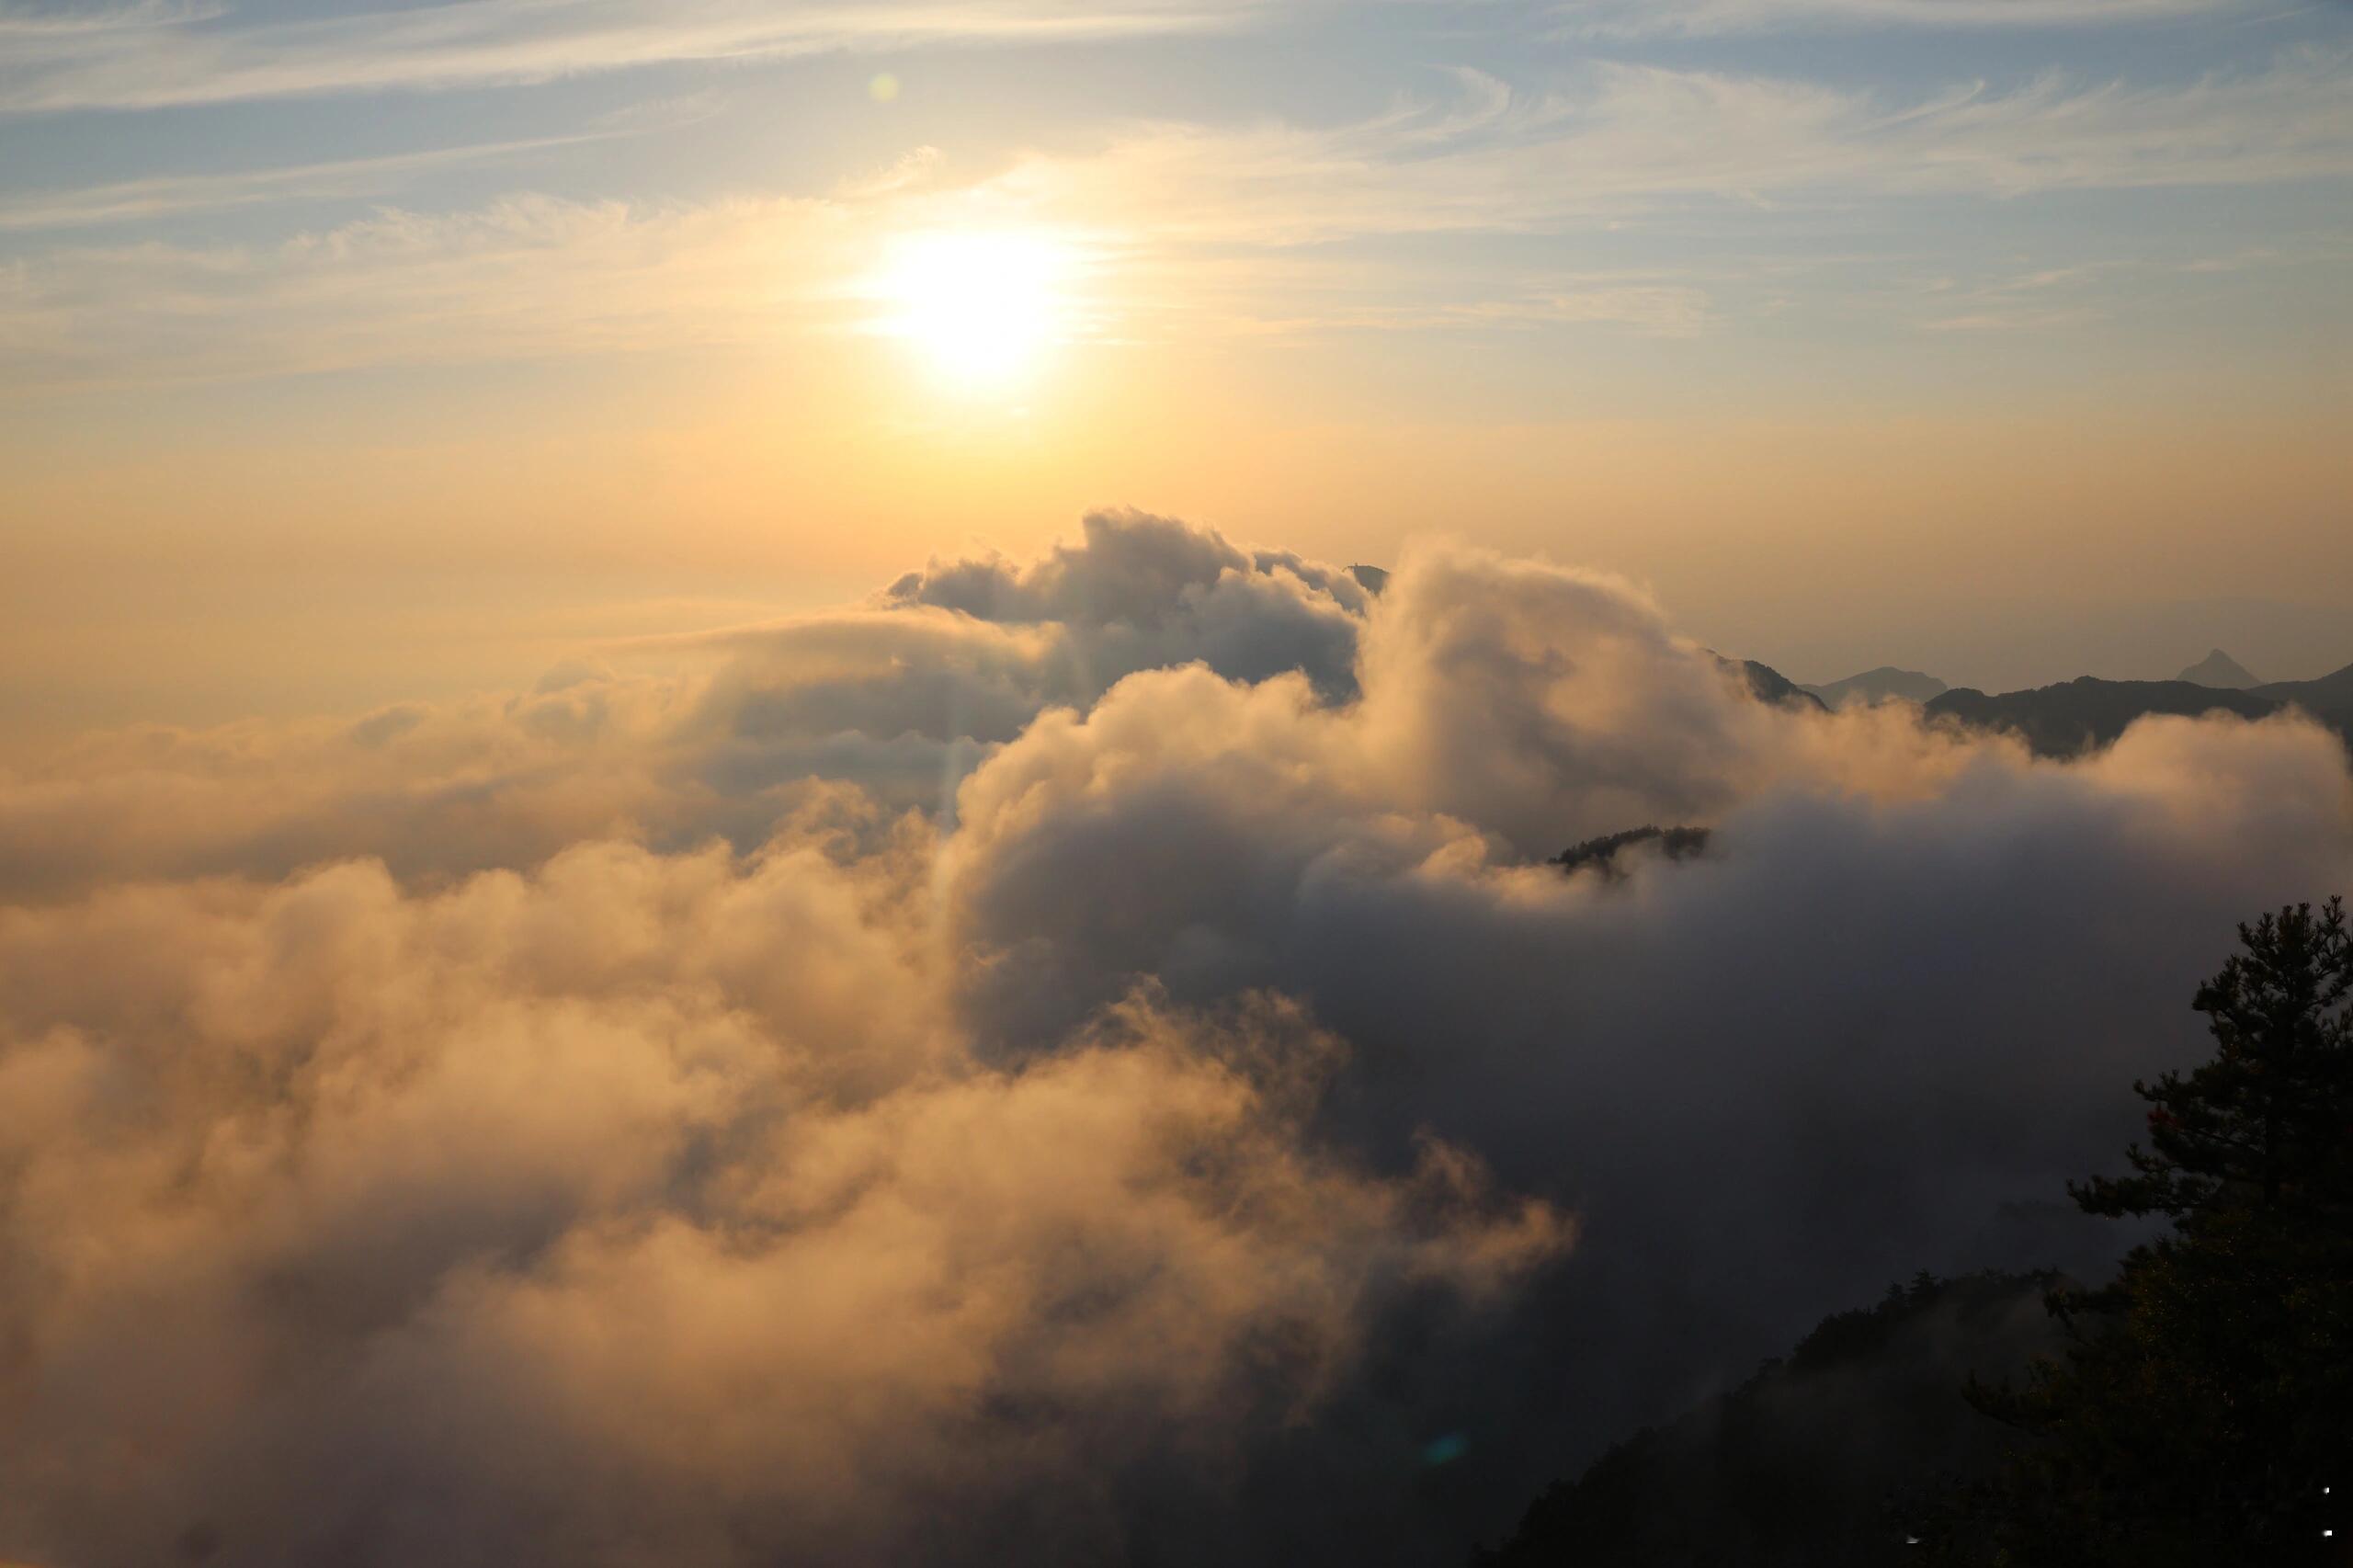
[{"left": 873, "top": 230, "right": 1074, "bottom": 391}]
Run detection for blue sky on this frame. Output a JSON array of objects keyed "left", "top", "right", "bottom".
[
  {"left": 7, "top": 0, "right": 2347, "bottom": 377},
  {"left": 1, "top": 0, "right": 2348, "bottom": 728}
]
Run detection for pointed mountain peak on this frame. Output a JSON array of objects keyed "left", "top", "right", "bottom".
[
  {"left": 2177, "top": 649, "right": 2263, "bottom": 689},
  {"left": 1798, "top": 666, "right": 1948, "bottom": 708}
]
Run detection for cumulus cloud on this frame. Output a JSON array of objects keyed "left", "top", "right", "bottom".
[
  {"left": 880, "top": 507, "right": 1370, "bottom": 700},
  {"left": 0, "top": 511, "right": 1369, "bottom": 897},
  {"left": 2, "top": 509, "right": 2349, "bottom": 1564},
  {"left": 0, "top": 826, "right": 1558, "bottom": 1567}
]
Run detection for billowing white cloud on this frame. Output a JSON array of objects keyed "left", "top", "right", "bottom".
[
  {"left": 2, "top": 510, "right": 2348, "bottom": 1563},
  {"left": 0, "top": 824, "right": 1558, "bottom": 1566},
  {"left": 880, "top": 507, "right": 1371, "bottom": 699},
  {"left": 0, "top": 511, "right": 1370, "bottom": 897}
]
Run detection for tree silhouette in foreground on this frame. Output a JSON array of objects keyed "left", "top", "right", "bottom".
[{"left": 1932, "top": 897, "right": 2353, "bottom": 1565}]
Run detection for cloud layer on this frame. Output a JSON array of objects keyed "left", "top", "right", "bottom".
[
  {"left": 2, "top": 510, "right": 2348, "bottom": 1565},
  {"left": 9, "top": 44, "right": 2349, "bottom": 390},
  {"left": 0, "top": 0, "right": 1264, "bottom": 115}
]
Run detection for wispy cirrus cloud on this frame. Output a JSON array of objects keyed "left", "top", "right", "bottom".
[
  {"left": 0, "top": 0, "right": 1271, "bottom": 115},
  {"left": 0, "top": 191, "right": 881, "bottom": 389},
  {"left": 0, "top": 131, "right": 609, "bottom": 232},
  {"left": 4, "top": 48, "right": 2347, "bottom": 389},
  {"left": 1903, "top": 240, "right": 2353, "bottom": 331},
  {"left": 1550, "top": 0, "right": 2261, "bottom": 37},
  {"left": 0, "top": 88, "right": 722, "bottom": 232},
  {"left": 0, "top": 0, "right": 222, "bottom": 35},
  {"left": 1009, "top": 48, "right": 2353, "bottom": 250}
]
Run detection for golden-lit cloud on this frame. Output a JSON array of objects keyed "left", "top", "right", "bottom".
[
  {"left": 5, "top": 513, "right": 2353, "bottom": 1562},
  {"left": 1, "top": 0, "right": 2346, "bottom": 1545},
  {"left": 2, "top": 513, "right": 2349, "bottom": 1562}
]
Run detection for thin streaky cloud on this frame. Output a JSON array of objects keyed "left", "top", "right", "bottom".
[
  {"left": 0, "top": 193, "right": 866, "bottom": 393},
  {"left": 0, "top": 122, "right": 688, "bottom": 231},
  {"left": 0, "top": 0, "right": 1273, "bottom": 115},
  {"left": 0, "top": 0, "right": 222, "bottom": 36},
  {"left": 1551, "top": 0, "right": 2257, "bottom": 36},
  {"left": 2, "top": 50, "right": 2347, "bottom": 390},
  {"left": 1002, "top": 49, "right": 2353, "bottom": 249}
]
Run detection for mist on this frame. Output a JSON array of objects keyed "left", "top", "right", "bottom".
[{"left": 2, "top": 512, "right": 2347, "bottom": 1566}]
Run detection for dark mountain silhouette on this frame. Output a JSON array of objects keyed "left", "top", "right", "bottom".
[
  {"left": 1348, "top": 563, "right": 1391, "bottom": 596},
  {"left": 1714, "top": 655, "right": 1828, "bottom": 711},
  {"left": 2253, "top": 659, "right": 2353, "bottom": 737},
  {"left": 2176, "top": 648, "right": 2263, "bottom": 688},
  {"left": 1918, "top": 661, "right": 2353, "bottom": 758},
  {"left": 1927, "top": 897, "right": 2353, "bottom": 1563},
  {"left": 1923, "top": 677, "right": 2281, "bottom": 758},
  {"left": 1801, "top": 667, "right": 1949, "bottom": 709},
  {"left": 1475, "top": 1272, "right": 2063, "bottom": 1568}
]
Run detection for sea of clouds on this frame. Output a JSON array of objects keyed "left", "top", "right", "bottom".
[{"left": 3, "top": 511, "right": 2347, "bottom": 1566}]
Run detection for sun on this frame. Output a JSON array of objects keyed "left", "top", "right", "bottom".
[{"left": 873, "top": 230, "right": 1074, "bottom": 391}]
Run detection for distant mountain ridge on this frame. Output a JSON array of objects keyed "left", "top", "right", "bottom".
[
  {"left": 1738, "top": 659, "right": 1828, "bottom": 711},
  {"left": 1723, "top": 653, "right": 2353, "bottom": 756},
  {"left": 1801, "top": 666, "right": 1949, "bottom": 709},
  {"left": 1712, "top": 654, "right": 1829, "bottom": 711},
  {"left": 2249, "top": 660, "right": 2353, "bottom": 734},
  {"left": 1712, "top": 644, "right": 2353, "bottom": 759},
  {"left": 1921, "top": 661, "right": 2353, "bottom": 757},
  {"left": 2177, "top": 648, "right": 2263, "bottom": 688}
]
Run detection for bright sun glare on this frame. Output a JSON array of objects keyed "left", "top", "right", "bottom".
[{"left": 875, "top": 230, "right": 1074, "bottom": 391}]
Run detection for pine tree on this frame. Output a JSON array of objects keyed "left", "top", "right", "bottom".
[
  {"left": 1936, "top": 898, "right": 2353, "bottom": 1565},
  {"left": 2082, "top": 896, "right": 2353, "bottom": 1221}
]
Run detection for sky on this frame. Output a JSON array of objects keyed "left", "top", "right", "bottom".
[
  {"left": 3, "top": 13, "right": 2353, "bottom": 1562},
  {"left": 2, "top": 0, "right": 2350, "bottom": 737}
]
